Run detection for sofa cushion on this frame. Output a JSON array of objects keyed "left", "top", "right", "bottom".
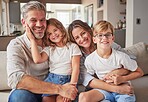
[
  {"left": 0, "top": 51, "right": 11, "bottom": 90},
  {"left": 124, "top": 42, "right": 148, "bottom": 75}
]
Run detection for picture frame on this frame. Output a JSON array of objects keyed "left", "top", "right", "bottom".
[
  {"left": 120, "top": 0, "right": 126, "bottom": 4},
  {"left": 97, "top": 0, "right": 104, "bottom": 8},
  {"left": 84, "top": 4, "right": 93, "bottom": 27}
]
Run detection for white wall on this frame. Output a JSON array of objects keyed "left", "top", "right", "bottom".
[
  {"left": 81, "top": 0, "right": 126, "bottom": 27},
  {"left": 126, "top": 0, "right": 148, "bottom": 47}
]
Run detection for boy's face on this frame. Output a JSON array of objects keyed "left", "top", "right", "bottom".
[{"left": 93, "top": 29, "right": 114, "bottom": 49}]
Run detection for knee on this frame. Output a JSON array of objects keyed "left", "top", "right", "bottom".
[
  {"left": 8, "top": 89, "right": 38, "bottom": 102},
  {"left": 79, "top": 92, "right": 89, "bottom": 102}
]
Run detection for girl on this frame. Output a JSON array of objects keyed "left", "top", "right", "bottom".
[{"left": 27, "top": 18, "right": 81, "bottom": 102}]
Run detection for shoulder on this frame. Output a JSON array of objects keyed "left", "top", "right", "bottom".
[
  {"left": 113, "top": 49, "right": 131, "bottom": 59},
  {"left": 86, "top": 50, "right": 96, "bottom": 59}
]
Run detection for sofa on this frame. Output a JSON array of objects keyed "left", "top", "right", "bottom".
[{"left": 0, "top": 41, "right": 148, "bottom": 102}]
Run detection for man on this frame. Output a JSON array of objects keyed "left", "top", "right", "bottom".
[{"left": 7, "top": 1, "right": 77, "bottom": 102}]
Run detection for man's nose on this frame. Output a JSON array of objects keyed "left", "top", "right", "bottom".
[{"left": 36, "top": 21, "right": 42, "bottom": 26}]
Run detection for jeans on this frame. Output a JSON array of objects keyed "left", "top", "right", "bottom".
[
  {"left": 8, "top": 89, "right": 42, "bottom": 102},
  {"left": 42, "top": 73, "right": 71, "bottom": 97}
]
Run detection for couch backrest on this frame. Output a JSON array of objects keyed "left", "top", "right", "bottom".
[
  {"left": 124, "top": 42, "right": 148, "bottom": 75},
  {"left": 0, "top": 36, "right": 16, "bottom": 51},
  {"left": 0, "top": 51, "right": 11, "bottom": 90}
]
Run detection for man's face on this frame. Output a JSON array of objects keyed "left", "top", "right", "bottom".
[{"left": 22, "top": 10, "right": 46, "bottom": 39}]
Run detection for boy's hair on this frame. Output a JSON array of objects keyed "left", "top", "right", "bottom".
[
  {"left": 93, "top": 20, "right": 114, "bottom": 36},
  {"left": 68, "top": 20, "right": 93, "bottom": 43},
  {"left": 45, "top": 18, "right": 69, "bottom": 47},
  {"left": 21, "top": 1, "right": 46, "bottom": 19}
]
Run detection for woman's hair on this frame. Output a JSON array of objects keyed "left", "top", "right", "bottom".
[
  {"left": 68, "top": 20, "right": 93, "bottom": 43},
  {"left": 45, "top": 18, "right": 69, "bottom": 47},
  {"left": 93, "top": 20, "right": 114, "bottom": 36},
  {"left": 21, "top": 1, "right": 46, "bottom": 19}
]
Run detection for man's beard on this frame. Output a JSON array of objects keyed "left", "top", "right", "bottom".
[{"left": 34, "top": 32, "right": 45, "bottom": 39}]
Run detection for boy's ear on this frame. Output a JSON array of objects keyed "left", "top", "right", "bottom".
[
  {"left": 93, "top": 37, "right": 97, "bottom": 44},
  {"left": 112, "top": 35, "right": 115, "bottom": 41}
]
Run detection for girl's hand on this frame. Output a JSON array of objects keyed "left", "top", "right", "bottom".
[
  {"left": 63, "top": 97, "right": 71, "bottom": 102},
  {"left": 26, "top": 24, "right": 35, "bottom": 41}
]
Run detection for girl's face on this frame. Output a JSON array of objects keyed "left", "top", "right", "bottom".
[
  {"left": 46, "top": 25, "right": 63, "bottom": 46},
  {"left": 72, "top": 27, "right": 92, "bottom": 48},
  {"left": 93, "top": 28, "right": 114, "bottom": 49}
]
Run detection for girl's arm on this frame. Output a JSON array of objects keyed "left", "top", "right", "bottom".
[
  {"left": 30, "top": 40, "right": 48, "bottom": 63},
  {"left": 70, "top": 55, "right": 81, "bottom": 85},
  {"left": 26, "top": 25, "right": 48, "bottom": 64}
]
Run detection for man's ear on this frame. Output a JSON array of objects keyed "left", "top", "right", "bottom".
[{"left": 21, "top": 19, "right": 26, "bottom": 28}]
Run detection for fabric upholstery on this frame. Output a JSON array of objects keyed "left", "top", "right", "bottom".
[{"left": 124, "top": 42, "right": 148, "bottom": 75}]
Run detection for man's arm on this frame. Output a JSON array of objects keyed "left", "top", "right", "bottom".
[{"left": 17, "top": 75, "right": 77, "bottom": 100}]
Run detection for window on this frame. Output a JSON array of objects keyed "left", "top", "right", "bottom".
[{"left": 56, "top": 11, "right": 70, "bottom": 28}]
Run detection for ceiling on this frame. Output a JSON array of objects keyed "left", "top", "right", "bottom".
[{"left": 10, "top": 0, "right": 81, "bottom": 4}]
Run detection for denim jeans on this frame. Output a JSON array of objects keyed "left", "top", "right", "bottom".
[
  {"left": 8, "top": 89, "right": 42, "bottom": 102},
  {"left": 42, "top": 73, "right": 71, "bottom": 97}
]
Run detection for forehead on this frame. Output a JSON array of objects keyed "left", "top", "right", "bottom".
[
  {"left": 94, "top": 28, "right": 112, "bottom": 34},
  {"left": 26, "top": 10, "right": 46, "bottom": 20},
  {"left": 72, "top": 27, "right": 84, "bottom": 35},
  {"left": 47, "top": 25, "right": 57, "bottom": 31}
]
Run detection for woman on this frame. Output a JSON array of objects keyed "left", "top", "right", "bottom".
[{"left": 68, "top": 20, "right": 134, "bottom": 101}]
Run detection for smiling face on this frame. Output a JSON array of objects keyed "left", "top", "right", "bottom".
[
  {"left": 22, "top": 10, "right": 46, "bottom": 39},
  {"left": 46, "top": 25, "right": 64, "bottom": 46},
  {"left": 72, "top": 27, "right": 92, "bottom": 49}
]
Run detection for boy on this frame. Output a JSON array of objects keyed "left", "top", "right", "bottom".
[{"left": 82, "top": 20, "right": 143, "bottom": 102}]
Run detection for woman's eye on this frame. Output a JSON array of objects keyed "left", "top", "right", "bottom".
[{"left": 75, "top": 36, "right": 79, "bottom": 40}]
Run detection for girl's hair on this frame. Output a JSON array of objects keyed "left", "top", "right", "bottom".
[
  {"left": 93, "top": 20, "right": 114, "bottom": 36},
  {"left": 45, "top": 18, "right": 69, "bottom": 47},
  {"left": 68, "top": 20, "right": 93, "bottom": 43},
  {"left": 21, "top": 1, "right": 46, "bottom": 19}
]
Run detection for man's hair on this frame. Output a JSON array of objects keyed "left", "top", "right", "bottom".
[{"left": 21, "top": 1, "right": 46, "bottom": 19}]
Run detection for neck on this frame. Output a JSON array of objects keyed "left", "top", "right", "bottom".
[
  {"left": 97, "top": 48, "right": 112, "bottom": 58},
  {"left": 82, "top": 44, "right": 95, "bottom": 54},
  {"left": 35, "top": 39, "right": 45, "bottom": 48}
]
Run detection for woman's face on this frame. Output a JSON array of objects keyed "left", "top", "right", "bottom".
[{"left": 72, "top": 27, "right": 92, "bottom": 48}]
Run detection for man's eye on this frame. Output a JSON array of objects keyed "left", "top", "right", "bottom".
[{"left": 30, "top": 20, "right": 36, "bottom": 22}]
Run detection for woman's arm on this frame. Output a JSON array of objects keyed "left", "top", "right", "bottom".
[
  {"left": 70, "top": 55, "right": 81, "bottom": 84},
  {"left": 87, "top": 68, "right": 134, "bottom": 94},
  {"left": 89, "top": 77, "right": 133, "bottom": 95}
]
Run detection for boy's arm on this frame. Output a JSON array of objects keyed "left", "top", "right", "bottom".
[{"left": 70, "top": 55, "right": 81, "bottom": 85}]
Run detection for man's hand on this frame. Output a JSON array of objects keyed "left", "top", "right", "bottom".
[{"left": 59, "top": 83, "right": 78, "bottom": 100}]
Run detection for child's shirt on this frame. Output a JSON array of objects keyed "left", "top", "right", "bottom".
[
  {"left": 84, "top": 48, "right": 138, "bottom": 80},
  {"left": 43, "top": 42, "right": 82, "bottom": 75}
]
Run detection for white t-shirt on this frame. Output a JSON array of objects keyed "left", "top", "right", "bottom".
[
  {"left": 84, "top": 48, "right": 138, "bottom": 80},
  {"left": 43, "top": 42, "right": 82, "bottom": 75}
]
